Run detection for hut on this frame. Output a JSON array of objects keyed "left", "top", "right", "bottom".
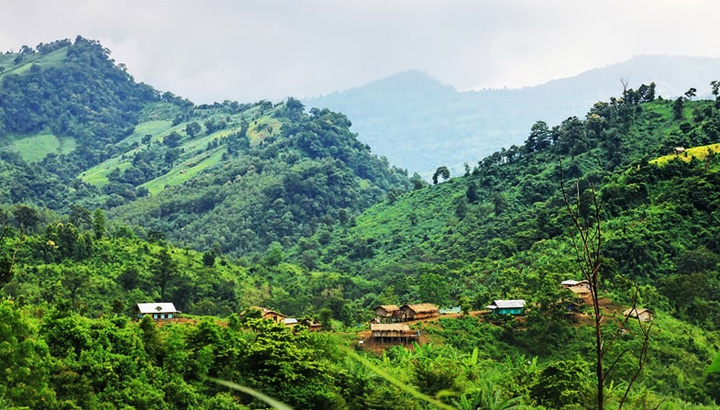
[
  {"left": 373, "top": 305, "right": 400, "bottom": 319},
  {"left": 623, "top": 308, "right": 653, "bottom": 322},
  {"left": 370, "top": 323, "right": 420, "bottom": 344},
  {"left": 561, "top": 279, "right": 590, "bottom": 290},
  {"left": 398, "top": 304, "right": 439, "bottom": 321},
  {"left": 486, "top": 300, "right": 526, "bottom": 315},
  {"left": 245, "top": 306, "right": 286, "bottom": 323},
  {"left": 136, "top": 303, "right": 180, "bottom": 321}
]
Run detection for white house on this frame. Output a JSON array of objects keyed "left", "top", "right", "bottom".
[{"left": 136, "top": 302, "right": 180, "bottom": 321}]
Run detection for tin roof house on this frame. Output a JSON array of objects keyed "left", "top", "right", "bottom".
[
  {"left": 136, "top": 303, "right": 180, "bottom": 321},
  {"left": 486, "top": 300, "right": 526, "bottom": 315}
]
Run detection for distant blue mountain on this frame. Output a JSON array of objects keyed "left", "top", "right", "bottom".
[{"left": 306, "top": 56, "right": 720, "bottom": 175}]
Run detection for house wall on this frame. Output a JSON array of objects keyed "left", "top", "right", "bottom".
[{"left": 494, "top": 308, "right": 523, "bottom": 315}]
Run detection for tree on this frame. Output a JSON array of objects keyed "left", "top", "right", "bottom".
[
  {"left": 432, "top": 166, "right": 450, "bottom": 185},
  {"left": 69, "top": 204, "right": 92, "bottom": 229},
  {"left": 185, "top": 121, "right": 201, "bottom": 137},
  {"left": 12, "top": 205, "right": 39, "bottom": 233},
  {"left": 0, "top": 214, "right": 23, "bottom": 289},
  {"left": 153, "top": 248, "right": 178, "bottom": 300},
  {"left": 164, "top": 131, "right": 182, "bottom": 148},
  {"left": 0, "top": 302, "right": 55, "bottom": 408},
  {"left": 92, "top": 208, "right": 106, "bottom": 239},
  {"left": 465, "top": 183, "right": 479, "bottom": 203},
  {"left": 202, "top": 251, "right": 216, "bottom": 267},
  {"left": 561, "top": 177, "right": 652, "bottom": 410},
  {"left": 673, "top": 97, "right": 685, "bottom": 120}
]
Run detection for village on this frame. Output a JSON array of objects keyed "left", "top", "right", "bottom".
[{"left": 134, "top": 277, "right": 653, "bottom": 350}]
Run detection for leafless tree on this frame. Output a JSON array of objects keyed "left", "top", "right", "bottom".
[{"left": 561, "top": 175, "right": 652, "bottom": 410}]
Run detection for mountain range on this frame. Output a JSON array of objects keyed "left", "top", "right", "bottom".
[{"left": 306, "top": 55, "right": 720, "bottom": 176}]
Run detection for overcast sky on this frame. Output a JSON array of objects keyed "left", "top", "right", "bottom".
[{"left": 2, "top": 0, "right": 720, "bottom": 103}]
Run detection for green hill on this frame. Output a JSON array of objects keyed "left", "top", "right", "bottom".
[{"left": 0, "top": 38, "right": 410, "bottom": 256}]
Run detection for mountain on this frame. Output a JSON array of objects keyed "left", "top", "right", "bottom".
[
  {"left": 0, "top": 37, "right": 410, "bottom": 256},
  {"left": 306, "top": 55, "right": 720, "bottom": 175}
]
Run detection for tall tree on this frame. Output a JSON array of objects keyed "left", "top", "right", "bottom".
[
  {"left": 561, "top": 177, "right": 651, "bottom": 410},
  {"left": 432, "top": 166, "right": 450, "bottom": 185},
  {"left": 153, "top": 248, "right": 178, "bottom": 300}
]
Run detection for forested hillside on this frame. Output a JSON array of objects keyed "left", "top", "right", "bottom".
[{"left": 0, "top": 38, "right": 410, "bottom": 255}]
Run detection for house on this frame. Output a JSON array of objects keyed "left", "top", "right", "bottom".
[
  {"left": 373, "top": 304, "right": 400, "bottom": 319},
  {"left": 136, "top": 303, "right": 180, "bottom": 321},
  {"left": 562, "top": 280, "right": 593, "bottom": 302},
  {"left": 370, "top": 323, "right": 420, "bottom": 344},
  {"left": 623, "top": 308, "right": 653, "bottom": 322},
  {"left": 284, "top": 317, "right": 322, "bottom": 331},
  {"left": 486, "top": 300, "right": 526, "bottom": 315},
  {"left": 561, "top": 279, "right": 590, "bottom": 290},
  {"left": 245, "top": 306, "right": 286, "bottom": 323},
  {"left": 439, "top": 306, "right": 462, "bottom": 314},
  {"left": 398, "top": 303, "right": 439, "bottom": 321}
]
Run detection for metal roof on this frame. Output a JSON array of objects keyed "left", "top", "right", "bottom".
[
  {"left": 370, "top": 323, "right": 410, "bottom": 331},
  {"left": 492, "top": 300, "right": 526, "bottom": 309},
  {"left": 137, "top": 303, "right": 179, "bottom": 314},
  {"left": 284, "top": 318, "right": 298, "bottom": 325}
]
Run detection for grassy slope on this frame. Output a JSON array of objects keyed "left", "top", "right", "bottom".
[
  {"left": 0, "top": 47, "right": 68, "bottom": 79},
  {"left": 651, "top": 142, "right": 720, "bottom": 165},
  {"left": 81, "top": 108, "right": 283, "bottom": 192},
  {"left": 9, "top": 134, "right": 77, "bottom": 163}
]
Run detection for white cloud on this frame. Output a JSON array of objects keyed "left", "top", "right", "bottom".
[{"left": 2, "top": 0, "right": 720, "bottom": 102}]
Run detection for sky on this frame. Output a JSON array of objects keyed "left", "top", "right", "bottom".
[{"left": 2, "top": 0, "right": 720, "bottom": 103}]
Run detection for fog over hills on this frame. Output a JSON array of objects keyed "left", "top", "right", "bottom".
[{"left": 306, "top": 55, "right": 720, "bottom": 176}]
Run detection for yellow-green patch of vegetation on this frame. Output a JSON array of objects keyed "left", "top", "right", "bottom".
[
  {"left": 181, "top": 127, "right": 239, "bottom": 152},
  {"left": 119, "top": 120, "right": 175, "bottom": 145},
  {"left": 81, "top": 155, "right": 133, "bottom": 187},
  {"left": 650, "top": 143, "right": 720, "bottom": 165},
  {"left": 11, "top": 134, "right": 76, "bottom": 163},
  {"left": 0, "top": 47, "right": 68, "bottom": 79},
  {"left": 247, "top": 117, "right": 282, "bottom": 145},
  {"left": 141, "top": 149, "right": 226, "bottom": 195}
]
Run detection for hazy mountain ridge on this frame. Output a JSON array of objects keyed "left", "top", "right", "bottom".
[{"left": 307, "top": 55, "right": 720, "bottom": 175}]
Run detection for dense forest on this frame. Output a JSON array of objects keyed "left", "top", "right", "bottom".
[{"left": 0, "top": 38, "right": 719, "bottom": 409}]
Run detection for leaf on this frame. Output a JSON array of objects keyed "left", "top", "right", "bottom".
[
  {"left": 209, "top": 378, "right": 294, "bottom": 410},
  {"left": 340, "top": 346, "right": 457, "bottom": 410}
]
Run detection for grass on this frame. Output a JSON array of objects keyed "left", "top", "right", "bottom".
[
  {"left": 141, "top": 149, "right": 226, "bottom": 195},
  {"left": 10, "top": 134, "right": 76, "bottom": 163},
  {"left": 0, "top": 47, "right": 68, "bottom": 80},
  {"left": 118, "top": 120, "right": 175, "bottom": 145},
  {"left": 81, "top": 155, "right": 132, "bottom": 187},
  {"left": 248, "top": 117, "right": 283, "bottom": 145},
  {"left": 650, "top": 143, "right": 720, "bottom": 165}
]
